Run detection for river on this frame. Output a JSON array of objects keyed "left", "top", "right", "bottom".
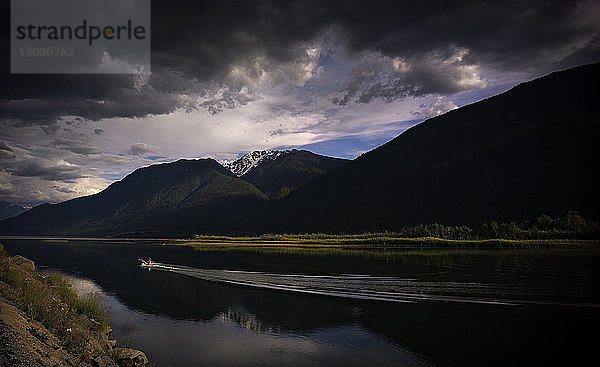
[{"left": 1, "top": 238, "right": 598, "bottom": 366}]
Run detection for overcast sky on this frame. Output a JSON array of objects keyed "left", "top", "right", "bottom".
[{"left": 1, "top": 0, "right": 599, "bottom": 203}]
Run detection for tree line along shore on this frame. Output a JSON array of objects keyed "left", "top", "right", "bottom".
[{"left": 169, "top": 212, "right": 599, "bottom": 247}]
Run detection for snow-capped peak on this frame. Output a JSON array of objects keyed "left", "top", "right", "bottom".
[{"left": 223, "top": 150, "right": 290, "bottom": 176}]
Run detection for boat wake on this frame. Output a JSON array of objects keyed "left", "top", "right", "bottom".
[{"left": 142, "top": 262, "right": 599, "bottom": 308}]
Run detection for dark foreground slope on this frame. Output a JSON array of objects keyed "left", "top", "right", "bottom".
[
  {"left": 258, "top": 63, "right": 600, "bottom": 232},
  {"left": 0, "top": 159, "right": 266, "bottom": 236},
  {"left": 240, "top": 150, "right": 349, "bottom": 199}
]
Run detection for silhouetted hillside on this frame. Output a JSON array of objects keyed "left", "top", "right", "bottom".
[
  {"left": 0, "top": 159, "right": 266, "bottom": 236},
  {"left": 261, "top": 63, "right": 600, "bottom": 232}
]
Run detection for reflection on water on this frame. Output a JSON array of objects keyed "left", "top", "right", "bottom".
[
  {"left": 58, "top": 273, "right": 428, "bottom": 367},
  {"left": 2, "top": 239, "right": 600, "bottom": 367}
]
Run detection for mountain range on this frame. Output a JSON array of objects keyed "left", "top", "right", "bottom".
[
  {"left": 230, "top": 150, "right": 349, "bottom": 199},
  {"left": 0, "top": 150, "right": 347, "bottom": 236},
  {"left": 0, "top": 62, "right": 598, "bottom": 236}
]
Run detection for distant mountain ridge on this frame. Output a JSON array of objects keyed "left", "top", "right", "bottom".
[
  {"left": 0, "top": 62, "right": 598, "bottom": 236},
  {"left": 223, "top": 149, "right": 349, "bottom": 199},
  {"left": 0, "top": 159, "right": 267, "bottom": 236},
  {"left": 0, "top": 150, "right": 348, "bottom": 235}
]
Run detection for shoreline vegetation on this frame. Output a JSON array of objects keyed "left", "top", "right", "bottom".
[
  {"left": 172, "top": 237, "right": 598, "bottom": 248},
  {"left": 0, "top": 243, "right": 148, "bottom": 367},
  {"left": 170, "top": 212, "right": 600, "bottom": 248},
  {"left": 0, "top": 212, "right": 597, "bottom": 248}
]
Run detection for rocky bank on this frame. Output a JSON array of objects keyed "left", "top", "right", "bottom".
[{"left": 0, "top": 253, "right": 148, "bottom": 367}]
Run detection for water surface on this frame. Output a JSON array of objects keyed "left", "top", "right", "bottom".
[{"left": 2, "top": 238, "right": 599, "bottom": 366}]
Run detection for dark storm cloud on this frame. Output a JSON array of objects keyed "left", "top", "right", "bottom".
[
  {"left": 0, "top": 151, "right": 16, "bottom": 159},
  {"left": 10, "top": 159, "right": 87, "bottom": 180},
  {"left": 1, "top": 82, "right": 186, "bottom": 126},
  {"left": 149, "top": 0, "right": 600, "bottom": 77},
  {"left": 1, "top": 0, "right": 599, "bottom": 124},
  {"left": 0, "top": 142, "right": 13, "bottom": 151},
  {"left": 51, "top": 136, "right": 99, "bottom": 155},
  {"left": 331, "top": 46, "right": 488, "bottom": 106},
  {"left": 0, "top": 140, "right": 16, "bottom": 158},
  {"left": 330, "top": 1, "right": 597, "bottom": 65}
]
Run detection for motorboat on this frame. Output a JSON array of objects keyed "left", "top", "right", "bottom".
[{"left": 139, "top": 258, "right": 156, "bottom": 268}]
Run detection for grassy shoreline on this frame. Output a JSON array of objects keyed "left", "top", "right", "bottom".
[
  {"left": 0, "top": 243, "right": 149, "bottom": 366},
  {"left": 167, "top": 213, "right": 600, "bottom": 248},
  {"left": 169, "top": 234, "right": 599, "bottom": 248}
]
